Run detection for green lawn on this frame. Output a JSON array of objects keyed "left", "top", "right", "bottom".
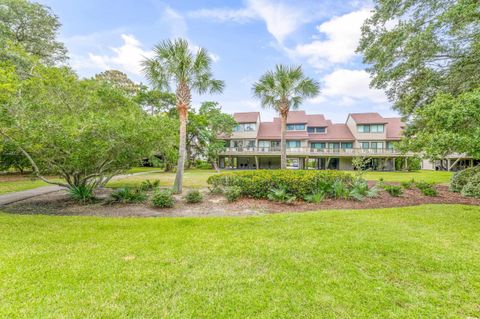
[
  {"left": 0, "top": 204, "right": 479, "bottom": 318},
  {"left": 363, "top": 170, "right": 453, "bottom": 184}
]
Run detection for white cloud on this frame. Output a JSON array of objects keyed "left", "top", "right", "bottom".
[
  {"left": 293, "top": 8, "right": 372, "bottom": 68},
  {"left": 162, "top": 6, "right": 188, "bottom": 38},
  {"left": 320, "top": 69, "right": 388, "bottom": 104},
  {"left": 87, "top": 34, "right": 153, "bottom": 76},
  {"left": 188, "top": 0, "right": 310, "bottom": 43}
]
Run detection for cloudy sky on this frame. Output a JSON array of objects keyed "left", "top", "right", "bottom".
[{"left": 37, "top": 0, "right": 398, "bottom": 122}]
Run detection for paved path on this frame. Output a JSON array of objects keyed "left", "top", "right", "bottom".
[{"left": 0, "top": 170, "right": 162, "bottom": 206}]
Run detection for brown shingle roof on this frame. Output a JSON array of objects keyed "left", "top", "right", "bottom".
[
  {"left": 385, "top": 117, "right": 404, "bottom": 140},
  {"left": 308, "top": 123, "right": 355, "bottom": 141},
  {"left": 349, "top": 112, "right": 387, "bottom": 124},
  {"left": 233, "top": 112, "right": 259, "bottom": 123},
  {"left": 258, "top": 121, "right": 280, "bottom": 140},
  {"left": 286, "top": 111, "right": 307, "bottom": 123}
]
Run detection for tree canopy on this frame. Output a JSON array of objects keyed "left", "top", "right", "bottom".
[
  {"left": 358, "top": 0, "right": 480, "bottom": 116},
  {"left": 0, "top": 64, "right": 175, "bottom": 189},
  {"left": 0, "top": 0, "right": 68, "bottom": 64}
]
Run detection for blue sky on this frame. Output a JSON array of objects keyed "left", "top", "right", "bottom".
[{"left": 37, "top": 0, "right": 398, "bottom": 122}]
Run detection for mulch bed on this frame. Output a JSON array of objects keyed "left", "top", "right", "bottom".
[{"left": 3, "top": 184, "right": 480, "bottom": 218}]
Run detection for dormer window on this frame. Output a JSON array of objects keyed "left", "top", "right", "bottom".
[
  {"left": 357, "top": 124, "right": 384, "bottom": 133},
  {"left": 307, "top": 127, "right": 326, "bottom": 133},
  {"left": 233, "top": 123, "right": 256, "bottom": 132},
  {"left": 286, "top": 124, "right": 306, "bottom": 131}
]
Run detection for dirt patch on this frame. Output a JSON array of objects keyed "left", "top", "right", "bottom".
[{"left": 3, "top": 184, "right": 479, "bottom": 218}]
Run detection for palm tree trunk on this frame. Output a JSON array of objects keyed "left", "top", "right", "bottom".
[
  {"left": 173, "top": 81, "right": 191, "bottom": 194},
  {"left": 280, "top": 112, "right": 287, "bottom": 169},
  {"left": 173, "top": 107, "right": 187, "bottom": 193}
]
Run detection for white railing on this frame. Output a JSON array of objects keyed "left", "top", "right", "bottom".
[{"left": 221, "top": 147, "right": 408, "bottom": 156}]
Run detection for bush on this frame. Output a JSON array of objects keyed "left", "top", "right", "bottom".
[
  {"left": 184, "top": 190, "right": 203, "bottom": 203},
  {"left": 304, "top": 191, "right": 325, "bottom": 203},
  {"left": 267, "top": 187, "right": 296, "bottom": 204},
  {"left": 140, "top": 179, "right": 160, "bottom": 191},
  {"left": 400, "top": 179, "right": 415, "bottom": 189},
  {"left": 416, "top": 182, "right": 438, "bottom": 197},
  {"left": 349, "top": 179, "right": 379, "bottom": 201},
  {"left": 331, "top": 179, "right": 350, "bottom": 199},
  {"left": 151, "top": 189, "right": 175, "bottom": 208},
  {"left": 225, "top": 186, "right": 242, "bottom": 202},
  {"left": 384, "top": 185, "right": 403, "bottom": 197},
  {"left": 110, "top": 187, "right": 147, "bottom": 203},
  {"left": 461, "top": 173, "right": 480, "bottom": 198},
  {"left": 207, "top": 170, "right": 353, "bottom": 199},
  {"left": 69, "top": 185, "right": 95, "bottom": 203},
  {"left": 208, "top": 185, "right": 223, "bottom": 194},
  {"left": 195, "top": 160, "right": 212, "bottom": 169},
  {"left": 450, "top": 166, "right": 480, "bottom": 193}
]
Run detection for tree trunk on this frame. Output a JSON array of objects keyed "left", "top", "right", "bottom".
[
  {"left": 173, "top": 81, "right": 191, "bottom": 194},
  {"left": 280, "top": 111, "right": 288, "bottom": 169},
  {"left": 212, "top": 160, "right": 220, "bottom": 172}
]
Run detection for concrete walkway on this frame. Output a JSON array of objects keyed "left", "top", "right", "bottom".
[{"left": 0, "top": 170, "right": 162, "bottom": 206}]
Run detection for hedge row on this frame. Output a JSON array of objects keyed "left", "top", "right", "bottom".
[{"left": 207, "top": 170, "right": 354, "bottom": 199}]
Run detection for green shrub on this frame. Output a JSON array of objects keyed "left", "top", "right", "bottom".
[
  {"left": 111, "top": 187, "right": 147, "bottom": 203},
  {"left": 69, "top": 185, "right": 95, "bottom": 203},
  {"left": 225, "top": 186, "right": 242, "bottom": 202},
  {"left": 140, "top": 179, "right": 160, "bottom": 191},
  {"left": 400, "top": 179, "right": 415, "bottom": 189},
  {"left": 304, "top": 191, "right": 326, "bottom": 203},
  {"left": 384, "top": 185, "right": 403, "bottom": 197},
  {"left": 416, "top": 182, "right": 438, "bottom": 197},
  {"left": 349, "top": 179, "right": 379, "bottom": 201},
  {"left": 450, "top": 166, "right": 480, "bottom": 192},
  {"left": 267, "top": 187, "right": 296, "bottom": 204},
  {"left": 195, "top": 160, "right": 212, "bottom": 169},
  {"left": 460, "top": 173, "right": 480, "bottom": 198},
  {"left": 151, "top": 189, "right": 174, "bottom": 208},
  {"left": 184, "top": 190, "right": 203, "bottom": 203},
  {"left": 208, "top": 170, "right": 353, "bottom": 200},
  {"left": 332, "top": 179, "right": 350, "bottom": 199},
  {"left": 208, "top": 185, "right": 224, "bottom": 194}
]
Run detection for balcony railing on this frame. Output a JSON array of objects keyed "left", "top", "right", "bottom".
[{"left": 220, "top": 147, "right": 410, "bottom": 156}]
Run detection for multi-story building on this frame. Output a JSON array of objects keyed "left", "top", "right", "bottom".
[{"left": 218, "top": 110, "right": 476, "bottom": 171}]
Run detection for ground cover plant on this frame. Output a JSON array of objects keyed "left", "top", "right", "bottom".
[
  {"left": 1, "top": 204, "right": 479, "bottom": 318},
  {"left": 151, "top": 189, "right": 175, "bottom": 208},
  {"left": 384, "top": 185, "right": 403, "bottom": 197},
  {"left": 416, "top": 182, "right": 438, "bottom": 197},
  {"left": 110, "top": 187, "right": 147, "bottom": 204},
  {"left": 184, "top": 190, "right": 203, "bottom": 204}
]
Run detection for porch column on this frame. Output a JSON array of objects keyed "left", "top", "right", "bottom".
[
  {"left": 255, "top": 156, "right": 259, "bottom": 170},
  {"left": 305, "top": 156, "right": 309, "bottom": 170},
  {"left": 471, "top": 159, "right": 474, "bottom": 167},
  {"left": 392, "top": 158, "right": 396, "bottom": 171},
  {"left": 404, "top": 157, "right": 408, "bottom": 170},
  {"left": 447, "top": 158, "right": 451, "bottom": 171}
]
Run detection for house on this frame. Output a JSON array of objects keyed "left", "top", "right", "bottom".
[{"left": 218, "top": 110, "right": 476, "bottom": 171}]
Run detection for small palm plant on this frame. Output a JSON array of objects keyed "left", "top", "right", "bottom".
[
  {"left": 252, "top": 65, "right": 320, "bottom": 169},
  {"left": 142, "top": 38, "right": 224, "bottom": 193}
]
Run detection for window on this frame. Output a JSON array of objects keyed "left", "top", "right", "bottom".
[
  {"left": 357, "top": 124, "right": 384, "bottom": 133},
  {"left": 328, "top": 143, "right": 340, "bottom": 149},
  {"left": 360, "top": 142, "right": 369, "bottom": 149},
  {"left": 245, "top": 140, "right": 256, "bottom": 148},
  {"left": 357, "top": 125, "right": 370, "bottom": 133},
  {"left": 287, "top": 124, "right": 306, "bottom": 131},
  {"left": 386, "top": 142, "right": 394, "bottom": 149},
  {"left": 307, "top": 127, "right": 326, "bottom": 133},
  {"left": 311, "top": 142, "right": 325, "bottom": 149},
  {"left": 258, "top": 141, "right": 270, "bottom": 148},
  {"left": 341, "top": 143, "right": 353, "bottom": 149},
  {"left": 233, "top": 123, "right": 256, "bottom": 132},
  {"left": 287, "top": 140, "right": 301, "bottom": 148},
  {"left": 370, "top": 142, "right": 383, "bottom": 149}
]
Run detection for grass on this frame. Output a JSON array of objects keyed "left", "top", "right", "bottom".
[
  {"left": 0, "top": 169, "right": 455, "bottom": 195},
  {"left": 362, "top": 170, "right": 453, "bottom": 184},
  {"left": 107, "top": 169, "right": 216, "bottom": 189},
  {"left": 126, "top": 167, "right": 163, "bottom": 174},
  {"left": 0, "top": 204, "right": 479, "bottom": 318}
]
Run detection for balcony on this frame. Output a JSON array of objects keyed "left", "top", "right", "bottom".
[{"left": 220, "top": 147, "right": 412, "bottom": 157}]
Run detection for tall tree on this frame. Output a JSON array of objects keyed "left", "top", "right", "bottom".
[
  {"left": 357, "top": 0, "right": 480, "bottom": 117},
  {"left": 252, "top": 65, "right": 320, "bottom": 169},
  {"left": 94, "top": 70, "right": 140, "bottom": 96},
  {"left": 0, "top": 0, "right": 67, "bottom": 64},
  {"left": 135, "top": 84, "right": 176, "bottom": 115},
  {"left": 142, "top": 38, "right": 224, "bottom": 193}
]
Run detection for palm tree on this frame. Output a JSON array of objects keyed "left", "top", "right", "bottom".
[
  {"left": 252, "top": 65, "right": 320, "bottom": 169},
  {"left": 142, "top": 39, "right": 224, "bottom": 193}
]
